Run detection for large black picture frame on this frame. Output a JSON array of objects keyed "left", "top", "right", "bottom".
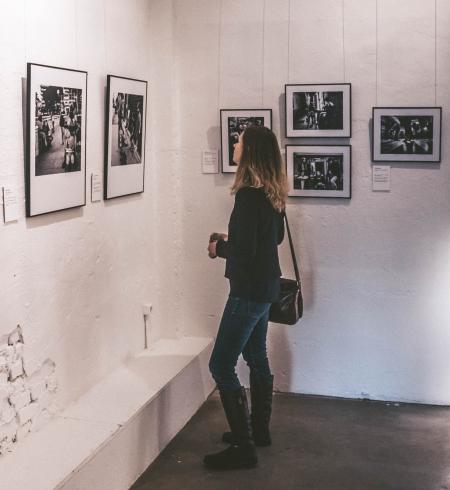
[
  {"left": 104, "top": 75, "right": 148, "bottom": 199},
  {"left": 372, "top": 107, "right": 442, "bottom": 163},
  {"left": 285, "top": 83, "right": 352, "bottom": 138},
  {"left": 26, "top": 62, "right": 88, "bottom": 217},
  {"left": 286, "top": 144, "right": 352, "bottom": 199}
]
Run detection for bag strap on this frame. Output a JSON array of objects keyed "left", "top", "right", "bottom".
[{"left": 283, "top": 210, "right": 301, "bottom": 286}]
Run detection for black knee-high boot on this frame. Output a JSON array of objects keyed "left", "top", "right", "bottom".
[
  {"left": 222, "top": 373, "right": 274, "bottom": 447},
  {"left": 249, "top": 372, "right": 274, "bottom": 446},
  {"left": 203, "top": 386, "right": 257, "bottom": 470}
]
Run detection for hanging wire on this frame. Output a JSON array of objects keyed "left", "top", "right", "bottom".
[
  {"left": 375, "top": 0, "right": 378, "bottom": 105},
  {"left": 102, "top": 0, "right": 108, "bottom": 71},
  {"left": 261, "top": 0, "right": 266, "bottom": 106},
  {"left": 434, "top": 0, "right": 437, "bottom": 105},
  {"left": 217, "top": 0, "right": 222, "bottom": 109},
  {"left": 287, "top": 0, "right": 292, "bottom": 83},
  {"left": 342, "top": 0, "right": 346, "bottom": 82},
  {"left": 75, "top": 1, "right": 79, "bottom": 68}
]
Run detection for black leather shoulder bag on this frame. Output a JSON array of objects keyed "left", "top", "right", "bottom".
[{"left": 269, "top": 211, "right": 303, "bottom": 325}]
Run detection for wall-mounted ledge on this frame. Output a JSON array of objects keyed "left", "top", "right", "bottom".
[{"left": 0, "top": 336, "right": 215, "bottom": 490}]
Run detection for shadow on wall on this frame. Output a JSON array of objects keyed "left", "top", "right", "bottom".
[
  {"left": 268, "top": 210, "right": 315, "bottom": 394},
  {"left": 206, "top": 125, "right": 234, "bottom": 187}
]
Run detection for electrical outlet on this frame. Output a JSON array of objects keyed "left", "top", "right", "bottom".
[{"left": 142, "top": 304, "right": 153, "bottom": 316}]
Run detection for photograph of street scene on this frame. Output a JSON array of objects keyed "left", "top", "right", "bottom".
[
  {"left": 111, "top": 93, "right": 143, "bottom": 166},
  {"left": 35, "top": 85, "right": 82, "bottom": 176},
  {"left": 227, "top": 116, "right": 264, "bottom": 165},
  {"left": 380, "top": 115, "right": 433, "bottom": 154},
  {"left": 292, "top": 91, "right": 343, "bottom": 131},
  {"left": 293, "top": 153, "right": 344, "bottom": 191}
]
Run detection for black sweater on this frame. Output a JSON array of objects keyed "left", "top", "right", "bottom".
[{"left": 216, "top": 187, "right": 285, "bottom": 303}]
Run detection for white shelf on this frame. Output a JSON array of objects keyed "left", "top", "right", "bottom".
[{"left": 0, "top": 336, "right": 215, "bottom": 490}]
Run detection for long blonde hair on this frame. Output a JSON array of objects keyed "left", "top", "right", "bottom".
[{"left": 231, "top": 126, "right": 288, "bottom": 212}]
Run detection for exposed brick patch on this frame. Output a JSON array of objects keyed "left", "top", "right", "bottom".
[{"left": 0, "top": 325, "right": 57, "bottom": 456}]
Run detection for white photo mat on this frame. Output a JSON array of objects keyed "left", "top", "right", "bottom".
[
  {"left": 27, "top": 63, "right": 87, "bottom": 217},
  {"left": 286, "top": 145, "right": 351, "bottom": 198},
  {"left": 372, "top": 107, "right": 442, "bottom": 163},
  {"left": 285, "top": 83, "right": 351, "bottom": 138}
]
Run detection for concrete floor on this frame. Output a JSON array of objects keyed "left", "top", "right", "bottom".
[{"left": 130, "top": 390, "right": 450, "bottom": 490}]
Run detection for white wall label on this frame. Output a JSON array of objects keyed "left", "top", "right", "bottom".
[
  {"left": 202, "top": 149, "right": 219, "bottom": 174},
  {"left": 91, "top": 173, "right": 102, "bottom": 202},
  {"left": 2, "top": 187, "right": 19, "bottom": 223},
  {"left": 372, "top": 165, "right": 391, "bottom": 191}
]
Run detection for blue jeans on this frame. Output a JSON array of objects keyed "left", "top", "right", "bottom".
[{"left": 209, "top": 295, "right": 273, "bottom": 392}]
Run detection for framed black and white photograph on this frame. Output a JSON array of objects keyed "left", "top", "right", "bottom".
[
  {"left": 220, "top": 109, "right": 272, "bottom": 173},
  {"left": 286, "top": 145, "right": 351, "bottom": 198},
  {"left": 285, "top": 83, "right": 351, "bottom": 138},
  {"left": 26, "top": 63, "right": 87, "bottom": 217},
  {"left": 372, "top": 107, "right": 442, "bottom": 163},
  {"left": 104, "top": 75, "right": 147, "bottom": 199}
]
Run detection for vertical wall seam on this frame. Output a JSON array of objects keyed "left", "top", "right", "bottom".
[
  {"left": 75, "top": 1, "right": 79, "bottom": 68},
  {"left": 287, "top": 0, "right": 292, "bottom": 83},
  {"left": 375, "top": 0, "right": 378, "bottom": 105},
  {"left": 261, "top": 0, "right": 266, "bottom": 106},
  {"left": 103, "top": 0, "right": 108, "bottom": 71},
  {"left": 435, "top": 0, "right": 437, "bottom": 105},
  {"left": 23, "top": 1, "right": 27, "bottom": 61},
  {"left": 342, "top": 0, "right": 346, "bottom": 82},
  {"left": 217, "top": 0, "right": 222, "bottom": 109}
]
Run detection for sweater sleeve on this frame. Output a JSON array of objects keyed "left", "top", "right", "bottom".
[
  {"left": 216, "top": 239, "right": 228, "bottom": 258},
  {"left": 225, "top": 188, "right": 259, "bottom": 266},
  {"left": 277, "top": 212, "right": 285, "bottom": 245}
]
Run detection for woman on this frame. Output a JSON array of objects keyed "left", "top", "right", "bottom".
[{"left": 204, "top": 125, "right": 288, "bottom": 470}]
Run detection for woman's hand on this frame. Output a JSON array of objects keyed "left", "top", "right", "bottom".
[
  {"left": 208, "top": 232, "right": 228, "bottom": 259},
  {"left": 208, "top": 240, "right": 217, "bottom": 259},
  {"left": 210, "top": 232, "right": 228, "bottom": 242}
]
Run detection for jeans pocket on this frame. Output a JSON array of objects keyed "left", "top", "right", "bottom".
[{"left": 228, "top": 296, "right": 270, "bottom": 319}]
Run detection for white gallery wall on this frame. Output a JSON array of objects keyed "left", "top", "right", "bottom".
[
  {"left": 1, "top": 0, "right": 449, "bottom": 443},
  {"left": 0, "top": 0, "right": 183, "bottom": 423},
  {"left": 174, "top": 0, "right": 450, "bottom": 405}
]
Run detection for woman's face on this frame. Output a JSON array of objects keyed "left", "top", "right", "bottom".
[{"left": 232, "top": 131, "right": 244, "bottom": 165}]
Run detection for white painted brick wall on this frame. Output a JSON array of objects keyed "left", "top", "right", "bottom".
[
  {"left": 17, "top": 401, "right": 40, "bottom": 426},
  {"left": 8, "top": 327, "right": 23, "bottom": 345},
  {"left": 9, "top": 360, "right": 24, "bottom": 382},
  {"left": 9, "top": 390, "right": 31, "bottom": 411},
  {"left": 30, "top": 409, "right": 51, "bottom": 433},
  {"left": 29, "top": 380, "right": 46, "bottom": 402},
  {"left": 0, "top": 385, "right": 10, "bottom": 401},
  {"left": 0, "top": 400, "right": 16, "bottom": 424},
  {"left": 0, "top": 326, "right": 57, "bottom": 456},
  {"left": 22, "top": 344, "right": 42, "bottom": 377},
  {"left": 15, "top": 421, "right": 31, "bottom": 442},
  {"left": 0, "top": 422, "right": 17, "bottom": 454}
]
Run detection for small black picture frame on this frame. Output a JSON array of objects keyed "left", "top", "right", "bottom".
[
  {"left": 220, "top": 109, "right": 272, "bottom": 173},
  {"left": 104, "top": 75, "right": 148, "bottom": 199},
  {"left": 285, "top": 83, "right": 352, "bottom": 138},
  {"left": 26, "top": 62, "right": 88, "bottom": 217},
  {"left": 286, "top": 144, "right": 352, "bottom": 198},
  {"left": 372, "top": 107, "right": 442, "bottom": 163}
]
